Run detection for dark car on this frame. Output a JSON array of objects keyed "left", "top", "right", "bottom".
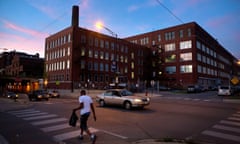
[
  {"left": 187, "top": 85, "right": 204, "bottom": 93},
  {"left": 96, "top": 89, "right": 150, "bottom": 110},
  {"left": 6, "top": 92, "right": 18, "bottom": 99},
  {"left": 28, "top": 90, "right": 49, "bottom": 101},
  {"left": 48, "top": 90, "right": 60, "bottom": 98}
]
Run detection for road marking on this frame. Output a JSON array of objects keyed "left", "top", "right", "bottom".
[
  {"left": 101, "top": 129, "right": 128, "bottom": 139},
  {"left": 0, "top": 134, "right": 9, "bottom": 144},
  {"left": 228, "top": 117, "right": 240, "bottom": 121},
  {"left": 53, "top": 127, "right": 98, "bottom": 142},
  {"left": 41, "top": 123, "right": 71, "bottom": 132},
  {"left": 213, "top": 124, "right": 240, "bottom": 133},
  {"left": 193, "top": 99, "right": 200, "bottom": 101},
  {"left": 7, "top": 108, "right": 35, "bottom": 114},
  {"left": 23, "top": 114, "right": 58, "bottom": 120},
  {"left": 202, "top": 130, "right": 240, "bottom": 142},
  {"left": 17, "top": 112, "right": 48, "bottom": 118},
  {"left": 8, "top": 109, "right": 39, "bottom": 115},
  {"left": 220, "top": 120, "right": 240, "bottom": 126},
  {"left": 31, "top": 118, "right": 67, "bottom": 126},
  {"left": 233, "top": 114, "right": 240, "bottom": 117}
]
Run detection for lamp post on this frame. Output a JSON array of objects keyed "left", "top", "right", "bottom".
[{"left": 95, "top": 22, "right": 119, "bottom": 88}]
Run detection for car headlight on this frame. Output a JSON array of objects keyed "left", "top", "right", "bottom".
[{"left": 134, "top": 99, "right": 142, "bottom": 102}]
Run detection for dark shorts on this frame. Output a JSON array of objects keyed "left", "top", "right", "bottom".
[{"left": 80, "top": 112, "right": 90, "bottom": 130}]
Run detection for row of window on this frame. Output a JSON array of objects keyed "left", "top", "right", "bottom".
[
  {"left": 165, "top": 52, "right": 192, "bottom": 63},
  {"left": 131, "top": 28, "right": 192, "bottom": 45},
  {"left": 196, "top": 41, "right": 217, "bottom": 58},
  {"left": 46, "top": 33, "right": 71, "bottom": 49},
  {"left": 165, "top": 40, "right": 192, "bottom": 51},
  {"left": 165, "top": 65, "right": 192, "bottom": 74}
]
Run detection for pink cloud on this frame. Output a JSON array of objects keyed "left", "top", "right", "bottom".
[
  {"left": 205, "top": 15, "right": 234, "bottom": 29},
  {"left": 2, "top": 20, "right": 48, "bottom": 38},
  {"left": 0, "top": 32, "right": 45, "bottom": 57}
]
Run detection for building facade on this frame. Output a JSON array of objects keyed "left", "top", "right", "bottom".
[
  {"left": 125, "top": 22, "right": 240, "bottom": 89},
  {"left": 0, "top": 51, "right": 44, "bottom": 93},
  {"left": 45, "top": 6, "right": 151, "bottom": 91}
]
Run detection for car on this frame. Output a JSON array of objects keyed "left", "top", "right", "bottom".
[
  {"left": 6, "top": 92, "right": 18, "bottom": 99},
  {"left": 28, "top": 90, "right": 49, "bottom": 101},
  {"left": 48, "top": 90, "right": 60, "bottom": 98},
  {"left": 218, "top": 86, "right": 232, "bottom": 96},
  {"left": 96, "top": 89, "right": 150, "bottom": 110},
  {"left": 187, "top": 85, "right": 204, "bottom": 93}
]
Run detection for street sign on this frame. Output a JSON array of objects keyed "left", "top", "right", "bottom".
[{"left": 231, "top": 76, "right": 239, "bottom": 85}]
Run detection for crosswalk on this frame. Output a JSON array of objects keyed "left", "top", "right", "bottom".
[
  {"left": 7, "top": 108, "right": 99, "bottom": 143},
  {"left": 201, "top": 111, "right": 240, "bottom": 143}
]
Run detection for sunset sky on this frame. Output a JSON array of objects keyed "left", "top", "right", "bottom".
[{"left": 0, "top": 0, "right": 240, "bottom": 59}]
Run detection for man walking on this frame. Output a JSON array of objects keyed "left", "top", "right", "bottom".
[{"left": 73, "top": 90, "right": 97, "bottom": 143}]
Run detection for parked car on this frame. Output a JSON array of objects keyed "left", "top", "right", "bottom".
[
  {"left": 96, "top": 89, "right": 150, "bottom": 110},
  {"left": 218, "top": 86, "right": 232, "bottom": 96},
  {"left": 187, "top": 85, "right": 204, "bottom": 93},
  {"left": 48, "top": 90, "right": 60, "bottom": 98},
  {"left": 28, "top": 90, "right": 49, "bottom": 101},
  {"left": 6, "top": 92, "right": 18, "bottom": 99}
]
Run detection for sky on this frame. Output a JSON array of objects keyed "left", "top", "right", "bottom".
[{"left": 0, "top": 0, "right": 240, "bottom": 59}]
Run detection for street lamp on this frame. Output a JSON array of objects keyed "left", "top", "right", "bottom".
[{"left": 95, "top": 21, "right": 119, "bottom": 88}]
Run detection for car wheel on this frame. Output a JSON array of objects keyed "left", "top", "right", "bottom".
[
  {"left": 99, "top": 100, "right": 105, "bottom": 107},
  {"left": 124, "top": 101, "right": 132, "bottom": 110}
]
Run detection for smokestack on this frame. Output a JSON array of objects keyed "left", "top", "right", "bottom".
[{"left": 72, "top": 5, "right": 79, "bottom": 27}]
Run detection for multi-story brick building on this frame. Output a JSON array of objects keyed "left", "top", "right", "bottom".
[
  {"left": 125, "top": 22, "right": 240, "bottom": 89},
  {"left": 0, "top": 51, "right": 44, "bottom": 93},
  {"left": 45, "top": 6, "right": 151, "bottom": 91}
]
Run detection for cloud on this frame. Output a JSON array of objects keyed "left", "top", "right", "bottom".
[
  {"left": 2, "top": 20, "right": 48, "bottom": 38},
  {"left": 0, "top": 20, "right": 48, "bottom": 57}
]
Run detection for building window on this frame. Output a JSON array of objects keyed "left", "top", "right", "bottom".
[
  {"left": 197, "top": 65, "right": 202, "bottom": 73},
  {"left": 164, "top": 43, "right": 176, "bottom": 51},
  {"left": 81, "top": 48, "right": 85, "bottom": 56},
  {"left": 197, "top": 53, "right": 201, "bottom": 61},
  {"left": 196, "top": 41, "right": 201, "bottom": 49},
  {"left": 165, "top": 54, "right": 176, "bottom": 63},
  {"left": 180, "top": 40, "right": 192, "bottom": 49},
  {"left": 68, "top": 33, "right": 71, "bottom": 42},
  {"left": 131, "top": 72, "right": 134, "bottom": 79},
  {"left": 131, "top": 62, "right": 134, "bottom": 69},
  {"left": 89, "top": 50, "right": 93, "bottom": 58},
  {"left": 67, "top": 60, "right": 70, "bottom": 69},
  {"left": 100, "top": 40, "right": 104, "bottom": 48},
  {"left": 179, "top": 30, "right": 183, "bottom": 38},
  {"left": 180, "top": 52, "right": 192, "bottom": 61},
  {"left": 95, "top": 38, "right": 98, "bottom": 47},
  {"left": 67, "top": 47, "right": 70, "bottom": 56},
  {"left": 105, "top": 52, "right": 109, "bottom": 60},
  {"left": 165, "top": 32, "right": 175, "bottom": 41},
  {"left": 94, "top": 51, "right": 98, "bottom": 59},
  {"left": 180, "top": 65, "right": 192, "bottom": 73},
  {"left": 187, "top": 28, "right": 191, "bottom": 37},
  {"left": 100, "top": 63, "right": 104, "bottom": 71},
  {"left": 165, "top": 66, "right": 176, "bottom": 74},
  {"left": 105, "top": 64, "right": 109, "bottom": 72},
  {"left": 158, "top": 34, "right": 161, "bottom": 42},
  {"left": 100, "top": 51, "right": 104, "bottom": 59},
  {"left": 81, "top": 60, "right": 85, "bottom": 69},
  {"left": 131, "top": 52, "right": 134, "bottom": 59},
  {"left": 94, "top": 62, "right": 98, "bottom": 71}
]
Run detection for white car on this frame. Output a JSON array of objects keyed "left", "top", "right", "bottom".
[
  {"left": 96, "top": 89, "right": 150, "bottom": 110},
  {"left": 218, "top": 86, "right": 232, "bottom": 96}
]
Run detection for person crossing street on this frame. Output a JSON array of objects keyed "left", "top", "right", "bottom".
[{"left": 73, "top": 90, "right": 97, "bottom": 144}]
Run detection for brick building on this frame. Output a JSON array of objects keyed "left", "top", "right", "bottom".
[
  {"left": 0, "top": 51, "right": 44, "bottom": 93},
  {"left": 45, "top": 6, "right": 151, "bottom": 91},
  {"left": 125, "top": 22, "right": 240, "bottom": 89}
]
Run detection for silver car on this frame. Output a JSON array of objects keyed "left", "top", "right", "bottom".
[{"left": 96, "top": 89, "right": 150, "bottom": 110}]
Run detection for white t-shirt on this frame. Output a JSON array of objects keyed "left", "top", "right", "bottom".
[{"left": 79, "top": 95, "right": 93, "bottom": 115}]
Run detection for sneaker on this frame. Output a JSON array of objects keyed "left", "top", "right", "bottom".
[
  {"left": 91, "top": 134, "right": 97, "bottom": 144},
  {"left": 79, "top": 135, "right": 84, "bottom": 140}
]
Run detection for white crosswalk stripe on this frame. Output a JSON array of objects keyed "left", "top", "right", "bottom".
[
  {"left": 201, "top": 111, "right": 240, "bottom": 143},
  {"left": 7, "top": 108, "right": 128, "bottom": 143}
]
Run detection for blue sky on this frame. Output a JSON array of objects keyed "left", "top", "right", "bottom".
[{"left": 0, "top": 0, "right": 240, "bottom": 59}]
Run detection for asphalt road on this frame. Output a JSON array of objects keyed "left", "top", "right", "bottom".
[{"left": 0, "top": 91, "right": 240, "bottom": 144}]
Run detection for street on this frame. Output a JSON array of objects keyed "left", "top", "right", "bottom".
[{"left": 0, "top": 90, "right": 240, "bottom": 144}]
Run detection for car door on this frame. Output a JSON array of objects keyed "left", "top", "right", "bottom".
[
  {"left": 103, "top": 90, "right": 114, "bottom": 105},
  {"left": 111, "top": 90, "right": 123, "bottom": 105}
]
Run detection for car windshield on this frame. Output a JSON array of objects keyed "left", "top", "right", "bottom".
[{"left": 120, "top": 90, "right": 133, "bottom": 96}]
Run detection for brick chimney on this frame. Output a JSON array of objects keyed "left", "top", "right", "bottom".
[{"left": 71, "top": 5, "right": 79, "bottom": 27}]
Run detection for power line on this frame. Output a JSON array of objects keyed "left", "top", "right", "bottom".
[{"left": 155, "top": 0, "right": 184, "bottom": 24}]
